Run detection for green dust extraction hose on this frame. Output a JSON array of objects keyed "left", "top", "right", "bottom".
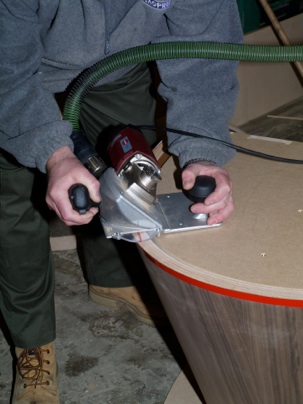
[{"left": 63, "top": 41, "right": 303, "bottom": 130}]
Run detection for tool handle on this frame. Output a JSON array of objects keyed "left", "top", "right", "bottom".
[
  {"left": 68, "top": 184, "right": 99, "bottom": 214},
  {"left": 71, "top": 130, "right": 107, "bottom": 178},
  {"left": 184, "top": 175, "right": 216, "bottom": 203}
]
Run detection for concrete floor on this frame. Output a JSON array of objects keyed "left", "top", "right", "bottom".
[
  {"left": 0, "top": 227, "right": 186, "bottom": 403},
  {"left": 1, "top": 96, "right": 303, "bottom": 404}
]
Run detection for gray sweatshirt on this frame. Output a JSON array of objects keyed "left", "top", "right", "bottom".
[{"left": 0, "top": 0, "right": 243, "bottom": 172}]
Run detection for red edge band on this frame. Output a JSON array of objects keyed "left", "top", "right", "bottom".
[{"left": 141, "top": 249, "right": 303, "bottom": 308}]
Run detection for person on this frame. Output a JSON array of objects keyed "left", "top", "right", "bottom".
[{"left": 0, "top": 0, "right": 243, "bottom": 402}]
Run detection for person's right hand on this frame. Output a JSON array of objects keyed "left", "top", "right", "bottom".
[
  {"left": 182, "top": 161, "right": 234, "bottom": 225},
  {"left": 46, "top": 146, "right": 101, "bottom": 226}
]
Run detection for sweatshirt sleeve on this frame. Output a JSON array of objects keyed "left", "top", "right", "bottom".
[
  {"left": 155, "top": 0, "right": 243, "bottom": 168},
  {"left": 0, "top": 0, "right": 73, "bottom": 172}
]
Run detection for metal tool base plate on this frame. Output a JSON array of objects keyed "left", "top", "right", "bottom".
[{"left": 157, "top": 192, "right": 222, "bottom": 234}]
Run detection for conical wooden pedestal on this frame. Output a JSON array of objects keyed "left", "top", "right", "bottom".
[{"left": 140, "top": 134, "right": 303, "bottom": 404}]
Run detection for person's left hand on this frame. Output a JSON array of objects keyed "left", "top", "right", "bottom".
[
  {"left": 182, "top": 161, "right": 234, "bottom": 225},
  {"left": 46, "top": 146, "right": 101, "bottom": 226}
]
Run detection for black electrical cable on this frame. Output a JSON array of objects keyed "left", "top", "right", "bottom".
[{"left": 135, "top": 125, "right": 303, "bottom": 165}]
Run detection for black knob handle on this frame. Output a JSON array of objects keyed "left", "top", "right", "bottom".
[
  {"left": 68, "top": 184, "right": 99, "bottom": 214},
  {"left": 184, "top": 175, "right": 216, "bottom": 203}
]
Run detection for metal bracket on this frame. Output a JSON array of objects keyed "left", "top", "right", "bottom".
[{"left": 157, "top": 192, "right": 222, "bottom": 234}]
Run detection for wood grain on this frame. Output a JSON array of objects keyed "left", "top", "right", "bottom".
[{"left": 141, "top": 257, "right": 303, "bottom": 404}]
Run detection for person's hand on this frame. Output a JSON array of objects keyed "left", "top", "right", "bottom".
[
  {"left": 182, "top": 161, "right": 234, "bottom": 225},
  {"left": 46, "top": 146, "right": 101, "bottom": 226}
]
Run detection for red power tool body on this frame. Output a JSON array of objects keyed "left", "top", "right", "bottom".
[{"left": 107, "top": 126, "right": 159, "bottom": 174}]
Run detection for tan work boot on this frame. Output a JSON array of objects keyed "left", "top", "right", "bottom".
[
  {"left": 89, "top": 285, "right": 168, "bottom": 326},
  {"left": 12, "top": 342, "right": 59, "bottom": 403}
]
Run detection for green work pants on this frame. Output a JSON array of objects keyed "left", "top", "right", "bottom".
[
  {"left": 0, "top": 151, "right": 56, "bottom": 348},
  {"left": 0, "top": 63, "right": 156, "bottom": 348}
]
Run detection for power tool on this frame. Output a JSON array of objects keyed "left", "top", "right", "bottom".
[{"left": 69, "top": 125, "right": 221, "bottom": 243}]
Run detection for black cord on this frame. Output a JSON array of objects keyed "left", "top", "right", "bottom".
[{"left": 136, "top": 124, "right": 303, "bottom": 165}]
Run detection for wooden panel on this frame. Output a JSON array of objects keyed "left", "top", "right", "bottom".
[
  {"left": 144, "top": 133, "right": 303, "bottom": 300},
  {"left": 232, "top": 13, "right": 303, "bottom": 125},
  {"left": 141, "top": 257, "right": 303, "bottom": 404}
]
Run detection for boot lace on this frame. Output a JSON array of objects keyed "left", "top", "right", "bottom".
[{"left": 17, "top": 347, "right": 51, "bottom": 388}]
